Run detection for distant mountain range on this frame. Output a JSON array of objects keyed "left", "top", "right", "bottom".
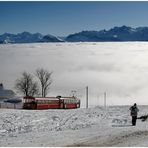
[
  {"left": 2, "top": 26, "right": 148, "bottom": 44},
  {"left": 0, "top": 32, "right": 64, "bottom": 44},
  {"left": 66, "top": 26, "right": 148, "bottom": 42}
]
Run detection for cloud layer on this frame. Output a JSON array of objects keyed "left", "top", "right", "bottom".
[{"left": 1, "top": 42, "right": 148, "bottom": 106}]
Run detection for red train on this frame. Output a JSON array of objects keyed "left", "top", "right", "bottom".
[{"left": 23, "top": 96, "right": 80, "bottom": 109}]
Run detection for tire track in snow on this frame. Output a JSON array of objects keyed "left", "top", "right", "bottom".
[{"left": 70, "top": 130, "right": 148, "bottom": 147}]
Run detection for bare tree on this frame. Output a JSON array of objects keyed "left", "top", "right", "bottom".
[
  {"left": 15, "top": 71, "right": 39, "bottom": 97},
  {"left": 29, "top": 81, "right": 39, "bottom": 97},
  {"left": 36, "top": 68, "right": 52, "bottom": 97}
]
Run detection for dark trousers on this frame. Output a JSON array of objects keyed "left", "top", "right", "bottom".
[{"left": 132, "top": 116, "right": 137, "bottom": 126}]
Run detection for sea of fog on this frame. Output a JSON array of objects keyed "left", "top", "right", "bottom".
[{"left": 1, "top": 42, "right": 148, "bottom": 107}]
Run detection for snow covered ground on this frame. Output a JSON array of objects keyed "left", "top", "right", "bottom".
[{"left": 0, "top": 105, "right": 148, "bottom": 147}]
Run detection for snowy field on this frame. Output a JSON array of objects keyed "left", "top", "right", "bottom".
[
  {"left": 0, "top": 106, "right": 148, "bottom": 146},
  {"left": 1, "top": 42, "right": 148, "bottom": 106}
]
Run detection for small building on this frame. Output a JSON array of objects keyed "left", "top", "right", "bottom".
[{"left": 0, "top": 83, "right": 15, "bottom": 100}]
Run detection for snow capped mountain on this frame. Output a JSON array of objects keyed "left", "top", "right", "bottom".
[
  {"left": 15, "top": 32, "right": 43, "bottom": 43},
  {"left": 66, "top": 31, "right": 100, "bottom": 42},
  {"left": 41, "top": 34, "right": 64, "bottom": 42},
  {"left": 0, "top": 32, "right": 62, "bottom": 44},
  {"left": 0, "top": 32, "right": 43, "bottom": 44},
  {"left": 108, "top": 26, "right": 135, "bottom": 34},
  {"left": 2, "top": 26, "right": 148, "bottom": 44},
  {"left": 66, "top": 26, "right": 148, "bottom": 42},
  {"left": 66, "top": 30, "right": 121, "bottom": 42}
]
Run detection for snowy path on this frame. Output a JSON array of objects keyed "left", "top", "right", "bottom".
[
  {"left": 0, "top": 106, "right": 148, "bottom": 146},
  {"left": 70, "top": 126, "right": 148, "bottom": 147}
]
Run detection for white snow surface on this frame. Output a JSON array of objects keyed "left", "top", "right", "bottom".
[{"left": 1, "top": 106, "right": 148, "bottom": 147}]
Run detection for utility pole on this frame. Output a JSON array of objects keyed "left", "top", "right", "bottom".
[
  {"left": 86, "top": 86, "right": 88, "bottom": 108},
  {"left": 104, "top": 92, "right": 106, "bottom": 108},
  {"left": 98, "top": 94, "right": 100, "bottom": 106},
  {"left": 71, "top": 90, "right": 77, "bottom": 97}
]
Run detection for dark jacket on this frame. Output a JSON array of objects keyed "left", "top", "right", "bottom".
[{"left": 130, "top": 105, "right": 139, "bottom": 116}]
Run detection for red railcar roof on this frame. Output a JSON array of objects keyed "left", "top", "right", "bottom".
[
  {"left": 35, "top": 97, "right": 59, "bottom": 101},
  {"left": 24, "top": 96, "right": 80, "bottom": 100}
]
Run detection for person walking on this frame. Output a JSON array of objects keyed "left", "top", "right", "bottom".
[{"left": 129, "top": 103, "right": 139, "bottom": 126}]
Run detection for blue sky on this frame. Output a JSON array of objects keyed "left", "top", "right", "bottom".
[{"left": 1, "top": 1, "right": 148, "bottom": 36}]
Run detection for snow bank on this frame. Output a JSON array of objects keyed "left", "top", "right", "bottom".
[
  {"left": 0, "top": 107, "right": 105, "bottom": 136},
  {"left": 0, "top": 105, "right": 148, "bottom": 146}
]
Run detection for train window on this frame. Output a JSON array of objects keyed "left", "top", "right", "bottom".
[
  {"left": 49, "top": 100, "right": 52, "bottom": 104},
  {"left": 37, "top": 100, "right": 41, "bottom": 104},
  {"left": 24, "top": 98, "right": 34, "bottom": 103}
]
